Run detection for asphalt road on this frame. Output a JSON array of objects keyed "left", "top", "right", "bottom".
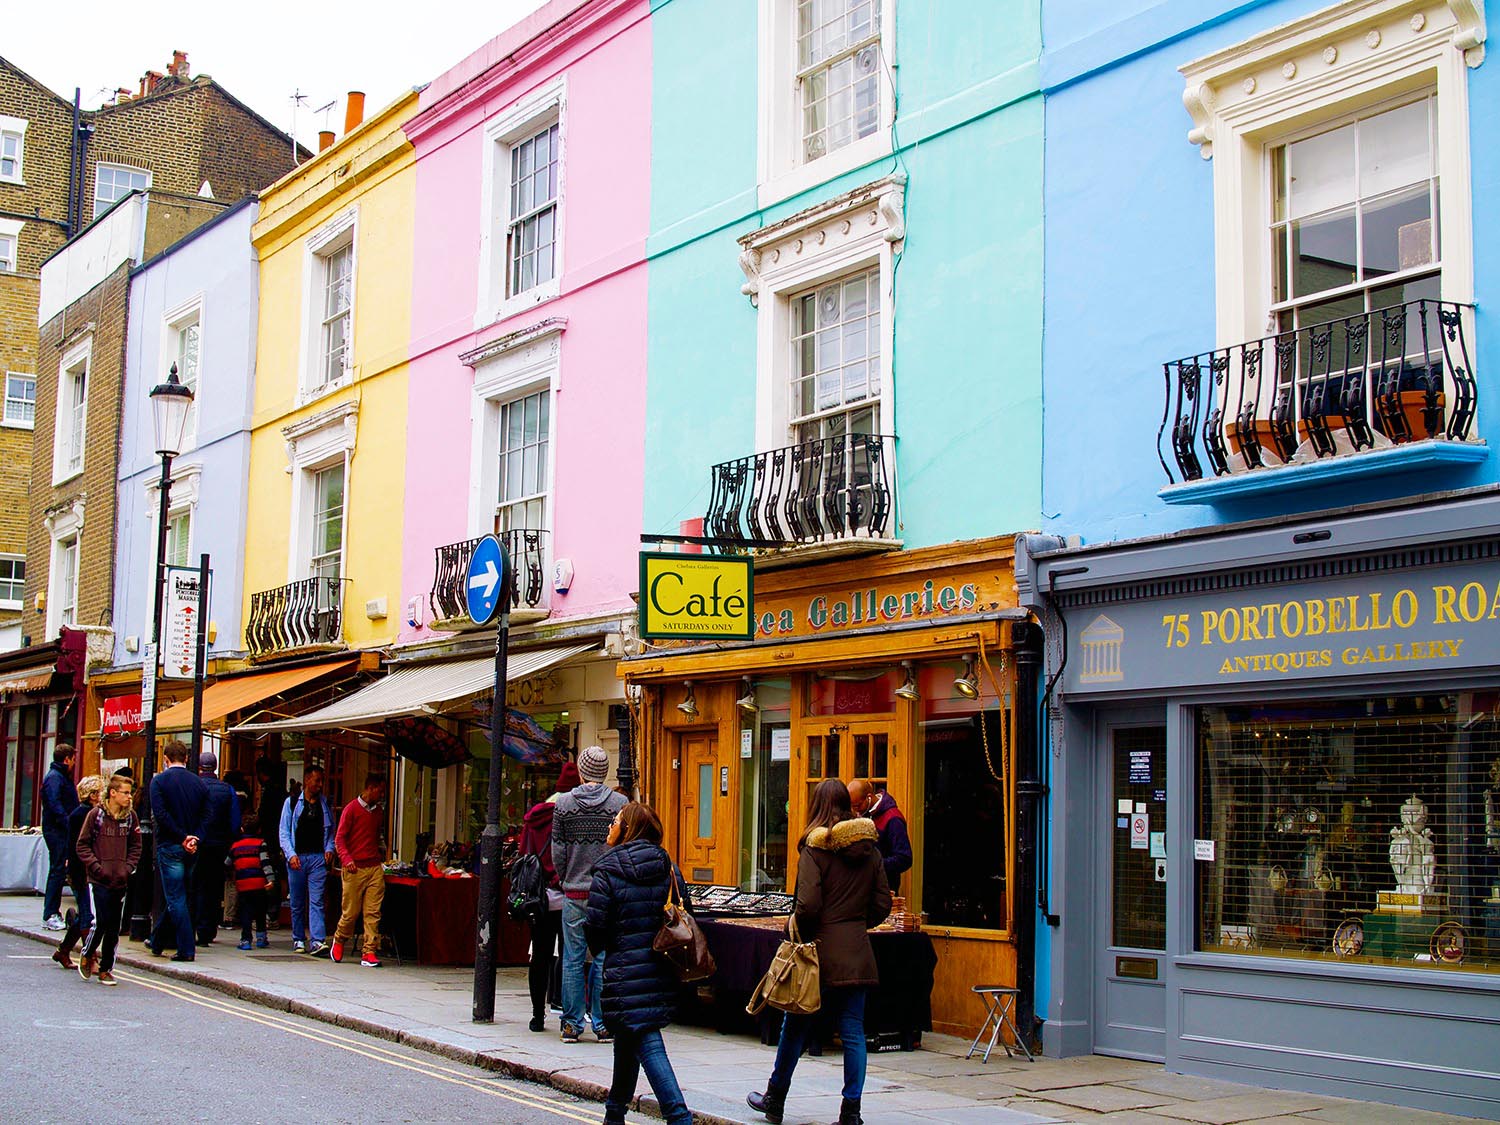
[{"left": 0, "top": 931, "right": 603, "bottom": 1123}]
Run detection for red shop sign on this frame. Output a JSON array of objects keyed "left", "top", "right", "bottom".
[{"left": 101, "top": 694, "right": 144, "bottom": 736}]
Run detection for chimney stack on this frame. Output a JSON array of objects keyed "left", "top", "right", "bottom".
[
  {"left": 144, "top": 69, "right": 165, "bottom": 96},
  {"left": 344, "top": 91, "right": 366, "bottom": 134},
  {"left": 115, "top": 88, "right": 132, "bottom": 106},
  {"left": 170, "top": 51, "right": 190, "bottom": 80},
  {"left": 318, "top": 130, "right": 336, "bottom": 153}
]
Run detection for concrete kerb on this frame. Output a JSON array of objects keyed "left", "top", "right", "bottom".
[{"left": 0, "top": 920, "right": 740, "bottom": 1125}]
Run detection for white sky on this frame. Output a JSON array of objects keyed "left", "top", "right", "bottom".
[{"left": 6, "top": 0, "right": 551, "bottom": 151}]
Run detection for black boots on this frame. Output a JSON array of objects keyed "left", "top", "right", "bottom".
[
  {"left": 746, "top": 1083, "right": 788, "bottom": 1124},
  {"left": 833, "top": 1096, "right": 863, "bottom": 1125}
]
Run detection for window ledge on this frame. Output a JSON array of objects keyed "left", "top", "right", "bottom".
[
  {"left": 758, "top": 131, "right": 893, "bottom": 211},
  {"left": 0, "top": 419, "right": 33, "bottom": 431},
  {"left": 0, "top": 600, "right": 20, "bottom": 612},
  {"left": 1159, "top": 439, "right": 1489, "bottom": 506},
  {"left": 479, "top": 280, "right": 562, "bottom": 332},
  {"left": 1175, "top": 951, "right": 1500, "bottom": 994},
  {"left": 51, "top": 468, "right": 83, "bottom": 488},
  {"left": 297, "top": 375, "right": 354, "bottom": 409}
]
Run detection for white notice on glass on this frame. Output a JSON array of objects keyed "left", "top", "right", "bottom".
[
  {"left": 1116, "top": 798, "right": 1132, "bottom": 815},
  {"left": 1194, "top": 838, "right": 1216, "bottom": 861},
  {"left": 770, "top": 728, "right": 792, "bottom": 762},
  {"left": 1149, "top": 831, "right": 1166, "bottom": 859},
  {"left": 1129, "top": 812, "right": 1150, "bottom": 850},
  {"left": 741, "top": 729, "right": 753, "bottom": 758}
]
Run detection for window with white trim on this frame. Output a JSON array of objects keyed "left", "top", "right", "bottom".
[
  {"left": 165, "top": 509, "right": 192, "bottom": 569},
  {"left": 53, "top": 348, "right": 89, "bottom": 483},
  {"left": 797, "top": 0, "right": 882, "bottom": 162},
  {"left": 308, "top": 462, "right": 345, "bottom": 582},
  {"left": 93, "top": 163, "right": 150, "bottom": 218},
  {"left": 0, "top": 233, "right": 15, "bottom": 273},
  {"left": 318, "top": 244, "right": 353, "bottom": 388},
  {"left": 55, "top": 537, "right": 78, "bottom": 629},
  {"left": 3, "top": 374, "right": 34, "bottom": 429},
  {"left": 790, "top": 266, "right": 882, "bottom": 444},
  {"left": 299, "top": 211, "right": 357, "bottom": 398},
  {"left": 0, "top": 116, "right": 24, "bottom": 183},
  {"left": 495, "top": 388, "right": 550, "bottom": 533},
  {"left": 168, "top": 308, "right": 202, "bottom": 449},
  {"left": 506, "top": 123, "right": 560, "bottom": 298},
  {"left": 0, "top": 556, "right": 22, "bottom": 609}
]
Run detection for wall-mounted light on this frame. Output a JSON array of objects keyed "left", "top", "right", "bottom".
[
  {"left": 953, "top": 655, "right": 980, "bottom": 700},
  {"left": 677, "top": 681, "right": 699, "bottom": 717},
  {"left": 735, "top": 678, "right": 758, "bottom": 714},
  {"left": 894, "top": 662, "right": 919, "bottom": 702}
]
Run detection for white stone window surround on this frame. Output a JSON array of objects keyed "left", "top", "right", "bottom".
[
  {"left": 0, "top": 115, "right": 27, "bottom": 184},
  {"left": 0, "top": 553, "right": 22, "bottom": 611},
  {"left": 737, "top": 173, "right": 904, "bottom": 455},
  {"left": 476, "top": 78, "right": 568, "bottom": 331},
  {"left": 757, "top": 0, "right": 897, "bottom": 210},
  {"left": 1180, "top": 0, "right": 1483, "bottom": 348},
  {"left": 0, "top": 216, "right": 22, "bottom": 272},
  {"left": 43, "top": 498, "right": 85, "bottom": 639},
  {"left": 143, "top": 463, "right": 202, "bottom": 608},
  {"left": 93, "top": 163, "right": 151, "bottom": 220},
  {"left": 461, "top": 317, "right": 565, "bottom": 543},
  {"left": 160, "top": 293, "right": 205, "bottom": 451},
  {"left": 297, "top": 207, "right": 359, "bottom": 405},
  {"left": 51, "top": 337, "right": 91, "bottom": 486},
  {"left": 2, "top": 370, "right": 34, "bottom": 430},
  {"left": 282, "top": 399, "right": 358, "bottom": 584}
]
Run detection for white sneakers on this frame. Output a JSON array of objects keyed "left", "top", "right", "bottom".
[{"left": 43, "top": 914, "right": 65, "bottom": 931}]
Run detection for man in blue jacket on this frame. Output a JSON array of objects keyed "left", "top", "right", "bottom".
[
  {"left": 191, "top": 749, "right": 242, "bottom": 946},
  {"left": 41, "top": 745, "right": 80, "bottom": 929},
  {"left": 279, "top": 765, "right": 335, "bottom": 956},
  {"left": 149, "top": 740, "right": 208, "bottom": 960}
]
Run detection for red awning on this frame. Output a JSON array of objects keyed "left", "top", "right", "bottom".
[{"left": 0, "top": 665, "right": 56, "bottom": 695}]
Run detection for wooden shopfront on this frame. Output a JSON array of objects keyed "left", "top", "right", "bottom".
[{"left": 625, "top": 536, "right": 1025, "bottom": 1037}]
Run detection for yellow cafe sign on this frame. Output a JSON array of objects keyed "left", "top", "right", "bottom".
[{"left": 639, "top": 553, "right": 755, "bottom": 640}]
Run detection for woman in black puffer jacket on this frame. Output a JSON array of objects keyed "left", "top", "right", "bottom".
[{"left": 584, "top": 802, "right": 694, "bottom": 1125}]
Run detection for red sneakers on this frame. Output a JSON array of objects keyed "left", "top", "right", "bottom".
[
  {"left": 330, "top": 940, "right": 344, "bottom": 964},
  {"left": 360, "top": 953, "right": 382, "bottom": 968}
]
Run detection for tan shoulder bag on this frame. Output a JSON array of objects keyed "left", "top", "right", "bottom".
[{"left": 746, "top": 912, "right": 821, "bottom": 1016}]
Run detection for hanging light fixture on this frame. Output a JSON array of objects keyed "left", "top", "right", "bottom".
[
  {"left": 677, "top": 681, "right": 699, "bottom": 717},
  {"left": 953, "top": 654, "right": 980, "bottom": 700},
  {"left": 735, "top": 678, "right": 758, "bottom": 714},
  {"left": 894, "top": 662, "right": 920, "bottom": 702}
]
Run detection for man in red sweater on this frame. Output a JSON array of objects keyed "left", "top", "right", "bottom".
[{"left": 331, "top": 772, "right": 388, "bottom": 968}]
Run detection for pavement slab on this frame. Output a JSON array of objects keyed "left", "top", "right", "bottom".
[
  {"left": 1150, "top": 1093, "right": 1344, "bottom": 1125},
  {"left": 1294, "top": 1104, "right": 1493, "bottom": 1125},
  {"left": 1036, "top": 1084, "right": 1181, "bottom": 1114}
]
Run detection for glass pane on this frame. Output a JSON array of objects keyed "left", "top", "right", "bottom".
[
  {"left": 697, "top": 763, "right": 713, "bottom": 839},
  {"left": 1362, "top": 185, "right": 1432, "bottom": 278},
  {"left": 1291, "top": 207, "right": 1357, "bottom": 297},
  {"left": 1285, "top": 123, "right": 1356, "bottom": 220},
  {"left": 1360, "top": 99, "right": 1432, "bottom": 198},
  {"left": 808, "top": 735, "right": 823, "bottom": 777},
  {"left": 854, "top": 734, "right": 869, "bottom": 778},
  {"left": 1113, "top": 726, "right": 1167, "bottom": 950},
  {"left": 871, "top": 732, "right": 888, "bottom": 777},
  {"left": 826, "top": 731, "right": 840, "bottom": 777}
]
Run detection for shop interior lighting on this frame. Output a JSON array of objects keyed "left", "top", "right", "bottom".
[
  {"left": 735, "top": 678, "right": 758, "bottom": 714},
  {"left": 894, "top": 662, "right": 920, "bottom": 702},
  {"left": 677, "top": 682, "right": 699, "bottom": 717},
  {"left": 953, "top": 655, "right": 980, "bottom": 700}
]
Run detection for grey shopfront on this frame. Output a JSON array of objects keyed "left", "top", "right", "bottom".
[{"left": 1017, "top": 488, "right": 1500, "bottom": 1120}]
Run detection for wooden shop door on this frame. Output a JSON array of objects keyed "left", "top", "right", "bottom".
[{"left": 675, "top": 729, "right": 734, "bottom": 885}]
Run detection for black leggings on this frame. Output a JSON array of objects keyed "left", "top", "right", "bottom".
[{"left": 528, "top": 909, "right": 563, "bottom": 1020}]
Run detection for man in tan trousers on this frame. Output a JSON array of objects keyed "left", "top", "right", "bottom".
[{"left": 331, "top": 772, "right": 388, "bottom": 968}]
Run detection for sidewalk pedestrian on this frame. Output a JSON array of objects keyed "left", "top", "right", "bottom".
[
  {"left": 192, "top": 750, "right": 242, "bottom": 946},
  {"left": 279, "top": 765, "right": 335, "bottom": 956},
  {"left": 51, "top": 775, "right": 103, "bottom": 970},
  {"left": 551, "top": 746, "right": 626, "bottom": 1044},
  {"left": 585, "top": 801, "right": 694, "bottom": 1125},
  {"left": 747, "top": 778, "right": 892, "bottom": 1125},
  {"left": 41, "top": 744, "right": 80, "bottom": 930},
  {"left": 331, "top": 772, "right": 387, "bottom": 968},
  {"left": 229, "top": 826, "right": 275, "bottom": 950},
  {"left": 519, "top": 760, "right": 578, "bottom": 1032},
  {"left": 76, "top": 774, "right": 142, "bottom": 985},
  {"left": 849, "top": 779, "right": 912, "bottom": 894},
  {"left": 149, "top": 741, "right": 208, "bottom": 962}
]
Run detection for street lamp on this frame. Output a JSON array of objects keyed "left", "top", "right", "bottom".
[{"left": 127, "top": 363, "right": 194, "bottom": 941}]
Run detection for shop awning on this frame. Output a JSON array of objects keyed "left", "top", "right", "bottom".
[
  {"left": 229, "top": 642, "right": 596, "bottom": 734},
  {"left": 0, "top": 665, "right": 57, "bottom": 694},
  {"left": 155, "top": 659, "right": 360, "bottom": 733}
]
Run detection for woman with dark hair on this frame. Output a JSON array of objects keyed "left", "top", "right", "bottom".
[
  {"left": 748, "top": 777, "right": 892, "bottom": 1125},
  {"left": 584, "top": 801, "right": 694, "bottom": 1125},
  {"left": 518, "top": 760, "right": 580, "bottom": 1031}
]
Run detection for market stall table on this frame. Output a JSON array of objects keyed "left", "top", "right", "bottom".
[{"left": 0, "top": 832, "right": 48, "bottom": 893}]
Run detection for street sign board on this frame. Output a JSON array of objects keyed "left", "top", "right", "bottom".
[
  {"left": 638, "top": 553, "right": 754, "bottom": 640},
  {"left": 465, "top": 535, "right": 509, "bottom": 626},
  {"left": 141, "top": 643, "right": 157, "bottom": 712},
  {"left": 162, "top": 567, "right": 206, "bottom": 680}
]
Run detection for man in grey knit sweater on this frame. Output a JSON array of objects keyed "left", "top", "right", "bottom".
[{"left": 551, "top": 746, "right": 627, "bottom": 1042}]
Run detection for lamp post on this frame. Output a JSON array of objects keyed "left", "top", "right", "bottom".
[{"left": 127, "top": 363, "right": 194, "bottom": 941}]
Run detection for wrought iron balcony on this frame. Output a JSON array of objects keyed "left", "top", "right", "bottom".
[
  {"left": 1159, "top": 299, "right": 1477, "bottom": 485},
  {"left": 429, "top": 529, "right": 548, "bottom": 625},
  {"left": 245, "top": 576, "right": 349, "bottom": 659},
  {"left": 706, "top": 433, "right": 895, "bottom": 548}
]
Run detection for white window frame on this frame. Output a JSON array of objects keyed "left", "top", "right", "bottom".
[
  {"left": 144, "top": 465, "right": 201, "bottom": 615},
  {"left": 757, "top": 0, "right": 896, "bottom": 208},
  {"left": 92, "top": 162, "right": 151, "bottom": 219},
  {"left": 0, "top": 554, "right": 23, "bottom": 611},
  {"left": 161, "top": 296, "right": 204, "bottom": 451},
  {"left": 52, "top": 339, "right": 90, "bottom": 485},
  {"left": 1179, "top": 0, "right": 1482, "bottom": 348},
  {"left": 476, "top": 78, "right": 566, "bottom": 329},
  {"left": 43, "top": 500, "right": 84, "bottom": 639},
  {"left": 2, "top": 371, "right": 35, "bottom": 430},
  {"left": 0, "top": 216, "right": 20, "bottom": 272},
  {"left": 0, "top": 116, "right": 26, "bottom": 185},
  {"left": 283, "top": 400, "right": 358, "bottom": 584},
  {"left": 298, "top": 208, "right": 358, "bottom": 403},
  {"left": 738, "top": 175, "right": 902, "bottom": 454}
]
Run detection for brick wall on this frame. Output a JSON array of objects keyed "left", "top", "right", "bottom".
[{"left": 0, "top": 60, "right": 75, "bottom": 272}]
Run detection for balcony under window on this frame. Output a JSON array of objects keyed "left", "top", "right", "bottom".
[
  {"left": 246, "top": 576, "right": 350, "bottom": 660},
  {"left": 1158, "top": 299, "right": 1483, "bottom": 504},
  {"left": 429, "top": 529, "right": 549, "bottom": 628}
]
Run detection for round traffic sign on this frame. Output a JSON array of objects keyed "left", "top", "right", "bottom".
[{"left": 464, "top": 535, "right": 510, "bottom": 626}]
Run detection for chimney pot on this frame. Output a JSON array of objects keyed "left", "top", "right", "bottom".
[
  {"left": 171, "top": 50, "right": 189, "bottom": 80},
  {"left": 344, "top": 91, "right": 366, "bottom": 135},
  {"left": 318, "top": 130, "right": 336, "bottom": 153}
]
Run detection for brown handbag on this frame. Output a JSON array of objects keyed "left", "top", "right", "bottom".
[
  {"left": 746, "top": 913, "right": 821, "bottom": 1016},
  {"left": 652, "top": 875, "right": 717, "bottom": 982}
]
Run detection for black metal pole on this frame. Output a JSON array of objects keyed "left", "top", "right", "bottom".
[
  {"left": 472, "top": 547, "right": 512, "bottom": 1022},
  {"left": 1012, "top": 619, "right": 1045, "bottom": 1052},
  {"left": 187, "top": 553, "right": 210, "bottom": 774},
  {"left": 128, "top": 450, "right": 174, "bottom": 941}
]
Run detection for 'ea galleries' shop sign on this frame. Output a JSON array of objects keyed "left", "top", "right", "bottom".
[
  {"left": 1067, "top": 560, "right": 1500, "bottom": 695},
  {"left": 639, "top": 554, "right": 754, "bottom": 640}
]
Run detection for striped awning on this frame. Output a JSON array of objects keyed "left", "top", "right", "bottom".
[
  {"left": 229, "top": 642, "right": 596, "bottom": 734},
  {"left": 0, "top": 665, "right": 57, "bottom": 695}
]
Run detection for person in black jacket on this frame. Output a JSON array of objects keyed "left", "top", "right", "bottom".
[
  {"left": 148, "top": 741, "right": 208, "bottom": 961},
  {"left": 584, "top": 802, "right": 694, "bottom": 1125},
  {"left": 191, "top": 750, "right": 242, "bottom": 945},
  {"left": 40, "top": 745, "right": 80, "bottom": 929}
]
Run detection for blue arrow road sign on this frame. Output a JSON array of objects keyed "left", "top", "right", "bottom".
[{"left": 465, "top": 535, "right": 509, "bottom": 627}]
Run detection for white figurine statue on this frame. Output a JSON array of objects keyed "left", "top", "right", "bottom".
[{"left": 1389, "top": 794, "right": 1437, "bottom": 896}]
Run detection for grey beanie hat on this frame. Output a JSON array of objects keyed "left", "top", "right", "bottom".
[{"left": 577, "top": 745, "right": 609, "bottom": 784}]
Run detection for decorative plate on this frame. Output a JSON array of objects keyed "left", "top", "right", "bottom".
[
  {"left": 1430, "top": 921, "right": 1466, "bottom": 964},
  {"left": 1331, "top": 918, "right": 1364, "bottom": 956}
]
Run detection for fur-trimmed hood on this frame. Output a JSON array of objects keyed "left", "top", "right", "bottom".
[{"left": 806, "top": 816, "right": 877, "bottom": 851}]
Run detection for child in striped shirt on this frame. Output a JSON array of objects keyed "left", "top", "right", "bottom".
[{"left": 229, "top": 832, "right": 276, "bottom": 950}]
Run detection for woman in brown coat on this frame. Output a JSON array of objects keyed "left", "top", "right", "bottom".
[{"left": 748, "top": 778, "right": 892, "bottom": 1125}]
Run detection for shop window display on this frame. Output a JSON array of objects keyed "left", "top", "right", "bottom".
[
  {"left": 1197, "top": 693, "right": 1500, "bottom": 974},
  {"left": 739, "top": 679, "right": 791, "bottom": 891}
]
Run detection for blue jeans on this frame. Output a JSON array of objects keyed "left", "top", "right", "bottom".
[
  {"left": 150, "top": 843, "right": 197, "bottom": 957},
  {"left": 605, "top": 1029, "right": 693, "bottom": 1125},
  {"left": 287, "top": 852, "right": 328, "bottom": 944},
  {"left": 560, "top": 897, "right": 604, "bottom": 1033},
  {"left": 771, "top": 986, "right": 868, "bottom": 1101},
  {"left": 42, "top": 829, "right": 68, "bottom": 920}
]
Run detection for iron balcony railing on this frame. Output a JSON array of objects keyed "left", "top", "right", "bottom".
[
  {"left": 706, "top": 433, "right": 895, "bottom": 548},
  {"left": 1159, "top": 299, "right": 1477, "bottom": 484},
  {"left": 245, "top": 576, "right": 349, "bottom": 658},
  {"left": 429, "top": 529, "right": 548, "bottom": 624}
]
